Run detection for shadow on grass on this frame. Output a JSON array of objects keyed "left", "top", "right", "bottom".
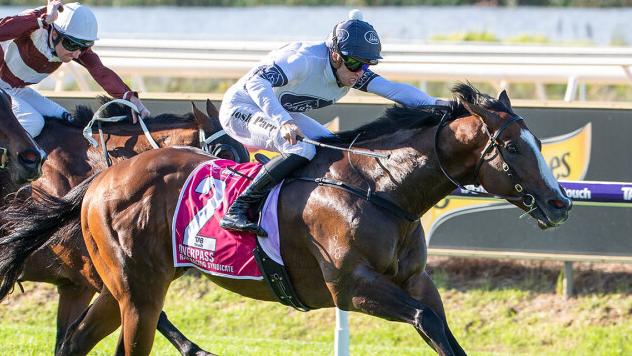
[{"left": 425, "top": 257, "right": 632, "bottom": 296}]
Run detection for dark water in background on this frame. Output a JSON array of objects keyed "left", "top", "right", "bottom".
[{"left": 2, "top": 6, "right": 631, "bottom": 46}]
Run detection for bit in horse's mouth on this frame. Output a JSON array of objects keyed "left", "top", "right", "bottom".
[{"left": 535, "top": 210, "right": 566, "bottom": 230}]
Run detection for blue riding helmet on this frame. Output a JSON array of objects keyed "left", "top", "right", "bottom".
[{"left": 330, "top": 19, "right": 382, "bottom": 65}]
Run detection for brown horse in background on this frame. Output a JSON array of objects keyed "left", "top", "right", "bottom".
[
  {"left": 0, "top": 89, "right": 46, "bottom": 193},
  {"left": 0, "top": 98, "right": 248, "bottom": 355},
  {"left": 2, "top": 84, "right": 571, "bottom": 355}
]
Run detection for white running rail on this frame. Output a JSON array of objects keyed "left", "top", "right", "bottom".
[{"left": 41, "top": 39, "right": 632, "bottom": 102}]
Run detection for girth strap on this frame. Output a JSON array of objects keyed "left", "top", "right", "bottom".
[
  {"left": 252, "top": 240, "right": 310, "bottom": 312},
  {"left": 291, "top": 177, "right": 418, "bottom": 222}
]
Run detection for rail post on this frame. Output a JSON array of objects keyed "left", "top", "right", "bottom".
[
  {"left": 334, "top": 308, "right": 349, "bottom": 356},
  {"left": 563, "top": 261, "right": 574, "bottom": 299}
]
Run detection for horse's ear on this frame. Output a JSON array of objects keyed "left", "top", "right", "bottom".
[
  {"left": 191, "top": 101, "right": 216, "bottom": 133},
  {"left": 498, "top": 90, "right": 512, "bottom": 110},
  {"left": 206, "top": 99, "right": 220, "bottom": 119},
  {"left": 461, "top": 100, "right": 492, "bottom": 121},
  {"left": 191, "top": 101, "right": 205, "bottom": 119}
]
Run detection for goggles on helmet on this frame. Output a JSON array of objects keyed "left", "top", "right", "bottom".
[{"left": 59, "top": 33, "right": 94, "bottom": 52}]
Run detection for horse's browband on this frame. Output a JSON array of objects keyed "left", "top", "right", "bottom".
[{"left": 291, "top": 177, "right": 418, "bottom": 222}]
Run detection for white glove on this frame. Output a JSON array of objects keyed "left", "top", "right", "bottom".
[
  {"left": 128, "top": 95, "right": 151, "bottom": 123},
  {"left": 45, "top": 0, "right": 64, "bottom": 25}
]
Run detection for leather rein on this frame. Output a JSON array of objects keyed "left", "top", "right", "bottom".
[
  {"left": 295, "top": 106, "right": 536, "bottom": 223},
  {"left": 83, "top": 100, "right": 230, "bottom": 167}
]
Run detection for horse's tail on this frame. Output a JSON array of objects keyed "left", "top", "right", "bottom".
[{"left": 0, "top": 174, "right": 97, "bottom": 302}]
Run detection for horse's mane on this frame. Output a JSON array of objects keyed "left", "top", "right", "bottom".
[
  {"left": 318, "top": 82, "right": 513, "bottom": 145},
  {"left": 72, "top": 96, "right": 195, "bottom": 128}
]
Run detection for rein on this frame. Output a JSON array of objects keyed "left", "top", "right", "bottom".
[
  {"left": 293, "top": 134, "right": 417, "bottom": 222},
  {"left": 291, "top": 176, "right": 418, "bottom": 222},
  {"left": 83, "top": 99, "right": 159, "bottom": 149},
  {"left": 293, "top": 105, "right": 537, "bottom": 223},
  {"left": 82, "top": 100, "right": 228, "bottom": 166}
]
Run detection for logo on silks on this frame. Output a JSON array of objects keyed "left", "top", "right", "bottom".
[
  {"left": 280, "top": 93, "right": 334, "bottom": 112},
  {"left": 364, "top": 31, "right": 380, "bottom": 44},
  {"left": 255, "top": 64, "right": 288, "bottom": 87},
  {"left": 422, "top": 123, "right": 592, "bottom": 242},
  {"left": 353, "top": 70, "right": 378, "bottom": 91}
]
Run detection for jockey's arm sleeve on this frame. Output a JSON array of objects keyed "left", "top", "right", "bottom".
[
  {"left": 244, "top": 54, "right": 308, "bottom": 126},
  {"left": 76, "top": 49, "right": 133, "bottom": 99},
  {"left": 0, "top": 7, "right": 46, "bottom": 41},
  {"left": 364, "top": 74, "right": 439, "bottom": 107}
]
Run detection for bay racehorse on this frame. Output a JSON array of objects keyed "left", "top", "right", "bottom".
[
  {"left": 0, "top": 89, "right": 46, "bottom": 193},
  {"left": 0, "top": 98, "right": 248, "bottom": 355},
  {"left": 1, "top": 84, "right": 571, "bottom": 355}
]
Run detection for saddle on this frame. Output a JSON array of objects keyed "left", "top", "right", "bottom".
[{"left": 172, "top": 157, "right": 310, "bottom": 311}]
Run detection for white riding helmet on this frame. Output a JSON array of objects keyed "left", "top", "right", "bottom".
[{"left": 53, "top": 3, "right": 98, "bottom": 41}]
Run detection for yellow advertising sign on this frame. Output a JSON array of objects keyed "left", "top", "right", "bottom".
[{"left": 422, "top": 123, "right": 592, "bottom": 239}]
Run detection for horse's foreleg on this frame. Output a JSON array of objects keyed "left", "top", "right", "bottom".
[
  {"left": 407, "top": 271, "right": 466, "bottom": 356},
  {"left": 55, "top": 284, "right": 95, "bottom": 354},
  {"left": 57, "top": 289, "right": 120, "bottom": 356},
  {"left": 158, "top": 311, "right": 217, "bottom": 356},
  {"left": 344, "top": 264, "right": 455, "bottom": 356}
]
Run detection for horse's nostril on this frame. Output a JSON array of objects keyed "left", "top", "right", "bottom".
[
  {"left": 549, "top": 198, "right": 570, "bottom": 210},
  {"left": 19, "top": 149, "right": 40, "bottom": 165}
]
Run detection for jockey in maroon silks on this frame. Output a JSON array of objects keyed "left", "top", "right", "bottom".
[{"left": 0, "top": 1, "right": 150, "bottom": 137}]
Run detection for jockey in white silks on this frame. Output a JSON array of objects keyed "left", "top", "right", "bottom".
[
  {"left": 0, "top": 1, "right": 150, "bottom": 138},
  {"left": 219, "top": 10, "right": 448, "bottom": 236}
]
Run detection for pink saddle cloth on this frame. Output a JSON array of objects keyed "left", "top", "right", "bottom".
[{"left": 172, "top": 159, "right": 277, "bottom": 280}]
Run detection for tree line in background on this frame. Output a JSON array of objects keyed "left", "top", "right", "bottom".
[{"left": 3, "top": 0, "right": 632, "bottom": 7}]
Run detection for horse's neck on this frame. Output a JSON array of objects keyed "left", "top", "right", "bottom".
[
  {"left": 101, "top": 122, "right": 201, "bottom": 148},
  {"left": 310, "top": 125, "right": 477, "bottom": 218},
  {"left": 40, "top": 120, "right": 200, "bottom": 153}
]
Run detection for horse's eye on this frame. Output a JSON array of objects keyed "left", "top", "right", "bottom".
[{"left": 505, "top": 143, "right": 519, "bottom": 154}]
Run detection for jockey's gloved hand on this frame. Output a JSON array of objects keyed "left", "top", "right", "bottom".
[
  {"left": 45, "top": 0, "right": 63, "bottom": 24},
  {"left": 128, "top": 95, "right": 151, "bottom": 124},
  {"left": 280, "top": 120, "right": 305, "bottom": 145}
]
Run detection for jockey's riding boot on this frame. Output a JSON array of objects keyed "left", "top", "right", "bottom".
[{"left": 220, "top": 153, "right": 309, "bottom": 237}]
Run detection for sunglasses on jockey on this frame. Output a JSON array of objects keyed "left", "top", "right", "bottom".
[
  {"left": 341, "top": 55, "right": 377, "bottom": 72},
  {"left": 58, "top": 33, "right": 94, "bottom": 52}
]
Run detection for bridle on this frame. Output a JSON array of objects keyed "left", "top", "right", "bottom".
[
  {"left": 434, "top": 107, "right": 537, "bottom": 212},
  {"left": 83, "top": 100, "right": 240, "bottom": 165}
]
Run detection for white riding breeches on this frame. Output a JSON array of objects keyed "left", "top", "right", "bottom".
[
  {"left": 0, "top": 82, "right": 67, "bottom": 138},
  {"left": 219, "top": 100, "right": 333, "bottom": 160}
]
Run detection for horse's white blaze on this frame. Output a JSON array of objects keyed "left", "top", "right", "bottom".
[{"left": 521, "top": 129, "right": 560, "bottom": 191}]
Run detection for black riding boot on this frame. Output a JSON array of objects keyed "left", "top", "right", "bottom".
[{"left": 220, "top": 153, "right": 309, "bottom": 237}]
